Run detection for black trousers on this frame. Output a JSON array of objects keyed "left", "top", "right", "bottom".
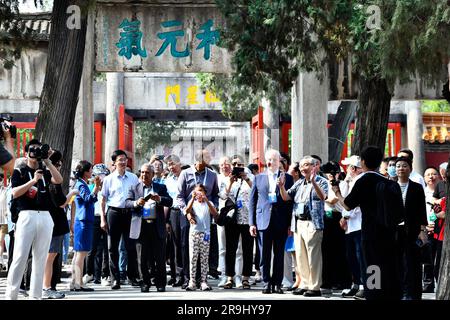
[
  {"left": 107, "top": 208, "right": 138, "bottom": 282},
  {"left": 397, "top": 226, "right": 423, "bottom": 299},
  {"left": 321, "top": 211, "right": 352, "bottom": 289},
  {"left": 422, "top": 236, "right": 442, "bottom": 290},
  {"left": 225, "top": 223, "right": 253, "bottom": 277},
  {"left": 258, "top": 221, "right": 287, "bottom": 287},
  {"left": 166, "top": 228, "right": 176, "bottom": 279},
  {"left": 209, "top": 223, "right": 219, "bottom": 274},
  {"left": 136, "top": 221, "right": 167, "bottom": 287},
  {"left": 254, "top": 236, "right": 260, "bottom": 271},
  {"left": 180, "top": 213, "right": 191, "bottom": 281},
  {"left": 362, "top": 231, "right": 401, "bottom": 300},
  {"left": 170, "top": 209, "right": 184, "bottom": 279},
  {"left": 86, "top": 216, "right": 109, "bottom": 280}
]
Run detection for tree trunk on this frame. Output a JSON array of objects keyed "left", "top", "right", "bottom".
[
  {"left": 35, "top": 0, "right": 89, "bottom": 193},
  {"left": 328, "top": 100, "right": 357, "bottom": 162},
  {"left": 436, "top": 160, "right": 450, "bottom": 300},
  {"left": 352, "top": 77, "right": 392, "bottom": 155}
]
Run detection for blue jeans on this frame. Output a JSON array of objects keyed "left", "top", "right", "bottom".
[
  {"left": 119, "top": 236, "right": 128, "bottom": 274},
  {"left": 345, "top": 230, "right": 366, "bottom": 286},
  {"left": 62, "top": 220, "right": 71, "bottom": 264}
]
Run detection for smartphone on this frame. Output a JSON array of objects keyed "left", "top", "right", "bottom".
[{"left": 143, "top": 192, "right": 154, "bottom": 201}]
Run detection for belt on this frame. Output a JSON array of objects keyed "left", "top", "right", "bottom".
[
  {"left": 298, "top": 215, "right": 312, "bottom": 221},
  {"left": 20, "top": 210, "right": 49, "bottom": 214},
  {"left": 109, "top": 207, "right": 129, "bottom": 213},
  {"left": 144, "top": 219, "right": 156, "bottom": 224}
]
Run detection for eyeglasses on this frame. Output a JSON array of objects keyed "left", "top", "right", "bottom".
[
  {"left": 116, "top": 158, "right": 127, "bottom": 163},
  {"left": 232, "top": 162, "right": 244, "bottom": 167}
]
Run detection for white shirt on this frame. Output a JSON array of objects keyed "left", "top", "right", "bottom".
[
  {"left": 425, "top": 186, "right": 435, "bottom": 224},
  {"left": 341, "top": 174, "right": 363, "bottom": 234},
  {"left": 102, "top": 171, "right": 139, "bottom": 208},
  {"left": 267, "top": 169, "right": 279, "bottom": 194},
  {"left": 165, "top": 174, "right": 180, "bottom": 209}
]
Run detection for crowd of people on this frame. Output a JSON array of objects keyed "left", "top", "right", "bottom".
[{"left": 0, "top": 137, "right": 447, "bottom": 300}]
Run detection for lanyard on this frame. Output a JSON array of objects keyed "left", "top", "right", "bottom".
[
  {"left": 29, "top": 171, "right": 46, "bottom": 187},
  {"left": 267, "top": 170, "right": 278, "bottom": 193},
  {"left": 192, "top": 167, "right": 208, "bottom": 187}
]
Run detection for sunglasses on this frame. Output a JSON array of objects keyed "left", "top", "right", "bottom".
[{"left": 232, "top": 162, "right": 244, "bottom": 167}]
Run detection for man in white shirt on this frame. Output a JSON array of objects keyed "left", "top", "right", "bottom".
[
  {"left": 339, "top": 155, "right": 366, "bottom": 299},
  {"left": 101, "top": 150, "right": 139, "bottom": 290}
]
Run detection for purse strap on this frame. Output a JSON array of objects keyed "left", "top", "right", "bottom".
[{"left": 233, "top": 179, "right": 244, "bottom": 203}]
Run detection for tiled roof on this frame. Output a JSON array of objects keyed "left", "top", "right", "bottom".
[
  {"left": 422, "top": 113, "right": 450, "bottom": 144},
  {"left": 0, "top": 13, "right": 51, "bottom": 42}
]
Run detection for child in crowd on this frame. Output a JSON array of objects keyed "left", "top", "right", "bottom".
[{"left": 185, "top": 184, "right": 217, "bottom": 291}]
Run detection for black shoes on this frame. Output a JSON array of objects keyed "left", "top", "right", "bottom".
[
  {"left": 140, "top": 284, "right": 150, "bottom": 293},
  {"left": 181, "top": 281, "right": 189, "bottom": 290},
  {"left": 303, "top": 290, "right": 321, "bottom": 297},
  {"left": 173, "top": 278, "right": 185, "bottom": 287},
  {"left": 287, "top": 285, "right": 298, "bottom": 292},
  {"left": 157, "top": 287, "right": 166, "bottom": 292},
  {"left": 168, "top": 278, "right": 177, "bottom": 286},
  {"left": 262, "top": 285, "right": 272, "bottom": 294},
  {"left": 292, "top": 288, "right": 307, "bottom": 295},
  {"left": 272, "top": 286, "right": 284, "bottom": 294},
  {"left": 128, "top": 278, "right": 141, "bottom": 287},
  {"left": 342, "top": 287, "right": 359, "bottom": 298},
  {"left": 353, "top": 289, "right": 365, "bottom": 300},
  {"left": 111, "top": 280, "right": 121, "bottom": 290}
]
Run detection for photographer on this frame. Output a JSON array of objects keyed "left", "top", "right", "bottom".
[
  {"left": 278, "top": 156, "right": 327, "bottom": 297},
  {"left": 0, "top": 119, "right": 16, "bottom": 173},
  {"left": 221, "top": 158, "right": 254, "bottom": 290},
  {"left": 5, "top": 139, "right": 63, "bottom": 300}
]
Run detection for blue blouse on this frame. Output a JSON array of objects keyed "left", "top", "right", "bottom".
[{"left": 74, "top": 179, "right": 98, "bottom": 222}]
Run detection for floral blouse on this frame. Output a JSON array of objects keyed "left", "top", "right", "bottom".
[{"left": 219, "top": 177, "right": 251, "bottom": 225}]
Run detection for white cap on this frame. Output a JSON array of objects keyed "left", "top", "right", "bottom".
[
  {"left": 439, "top": 162, "right": 448, "bottom": 170},
  {"left": 341, "top": 155, "right": 361, "bottom": 168}
]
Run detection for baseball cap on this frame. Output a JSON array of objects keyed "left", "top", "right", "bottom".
[{"left": 341, "top": 155, "right": 361, "bottom": 168}]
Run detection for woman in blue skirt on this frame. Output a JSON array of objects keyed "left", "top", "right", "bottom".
[{"left": 70, "top": 160, "right": 101, "bottom": 291}]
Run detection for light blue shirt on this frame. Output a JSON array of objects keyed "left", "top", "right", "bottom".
[
  {"left": 102, "top": 171, "right": 139, "bottom": 208},
  {"left": 165, "top": 174, "right": 180, "bottom": 209}
]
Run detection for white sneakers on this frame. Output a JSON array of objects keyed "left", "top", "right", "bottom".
[
  {"left": 82, "top": 274, "right": 94, "bottom": 284},
  {"left": 235, "top": 276, "right": 243, "bottom": 289},
  {"left": 101, "top": 277, "right": 111, "bottom": 286},
  {"left": 218, "top": 275, "right": 227, "bottom": 288}
]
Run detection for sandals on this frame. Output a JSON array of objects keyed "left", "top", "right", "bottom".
[
  {"left": 223, "top": 279, "right": 234, "bottom": 289},
  {"left": 242, "top": 279, "right": 251, "bottom": 290}
]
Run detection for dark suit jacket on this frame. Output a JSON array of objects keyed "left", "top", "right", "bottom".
[
  {"left": 125, "top": 181, "right": 173, "bottom": 239},
  {"left": 248, "top": 171, "right": 294, "bottom": 231},
  {"left": 404, "top": 179, "right": 427, "bottom": 241}
]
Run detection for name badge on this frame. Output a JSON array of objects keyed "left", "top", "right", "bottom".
[
  {"left": 268, "top": 192, "right": 277, "bottom": 204},
  {"left": 143, "top": 201, "right": 156, "bottom": 220},
  {"left": 236, "top": 199, "right": 243, "bottom": 209},
  {"left": 203, "top": 232, "right": 210, "bottom": 242}
]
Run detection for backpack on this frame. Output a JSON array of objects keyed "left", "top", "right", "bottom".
[{"left": 375, "top": 177, "right": 405, "bottom": 230}]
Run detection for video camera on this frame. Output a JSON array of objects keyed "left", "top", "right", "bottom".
[
  {"left": 28, "top": 144, "right": 50, "bottom": 161},
  {"left": 0, "top": 115, "right": 17, "bottom": 139},
  {"left": 320, "top": 161, "right": 341, "bottom": 187}
]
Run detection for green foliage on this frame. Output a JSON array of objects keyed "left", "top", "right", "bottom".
[
  {"left": 215, "top": 0, "right": 450, "bottom": 94},
  {"left": 196, "top": 73, "right": 290, "bottom": 121},
  {"left": 421, "top": 100, "right": 450, "bottom": 113},
  {"left": 135, "top": 121, "right": 185, "bottom": 161},
  {"left": 0, "top": 0, "right": 45, "bottom": 69}
]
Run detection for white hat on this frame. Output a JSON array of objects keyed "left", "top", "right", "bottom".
[
  {"left": 341, "top": 155, "right": 361, "bottom": 168},
  {"left": 439, "top": 162, "right": 448, "bottom": 170}
]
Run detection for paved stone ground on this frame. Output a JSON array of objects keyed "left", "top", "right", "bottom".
[{"left": 0, "top": 265, "right": 436, "bottom": 300}]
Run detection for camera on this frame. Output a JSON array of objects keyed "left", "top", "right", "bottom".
[
  {"left": 28, "top": 144, "right": 50, "bottom": 161},
  {"left": 0, "top": 115, "right": 17, "bottom": 139},
  {"left": 231, "top": 166, "right": 245, "bottom": 178},
  {"left": 320, "top": 161, "right": 341, "bottom": 187}
]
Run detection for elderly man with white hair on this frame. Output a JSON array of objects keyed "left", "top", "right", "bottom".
[{"left": 249, "top": 149, "right": 294, "bottom": 294}]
